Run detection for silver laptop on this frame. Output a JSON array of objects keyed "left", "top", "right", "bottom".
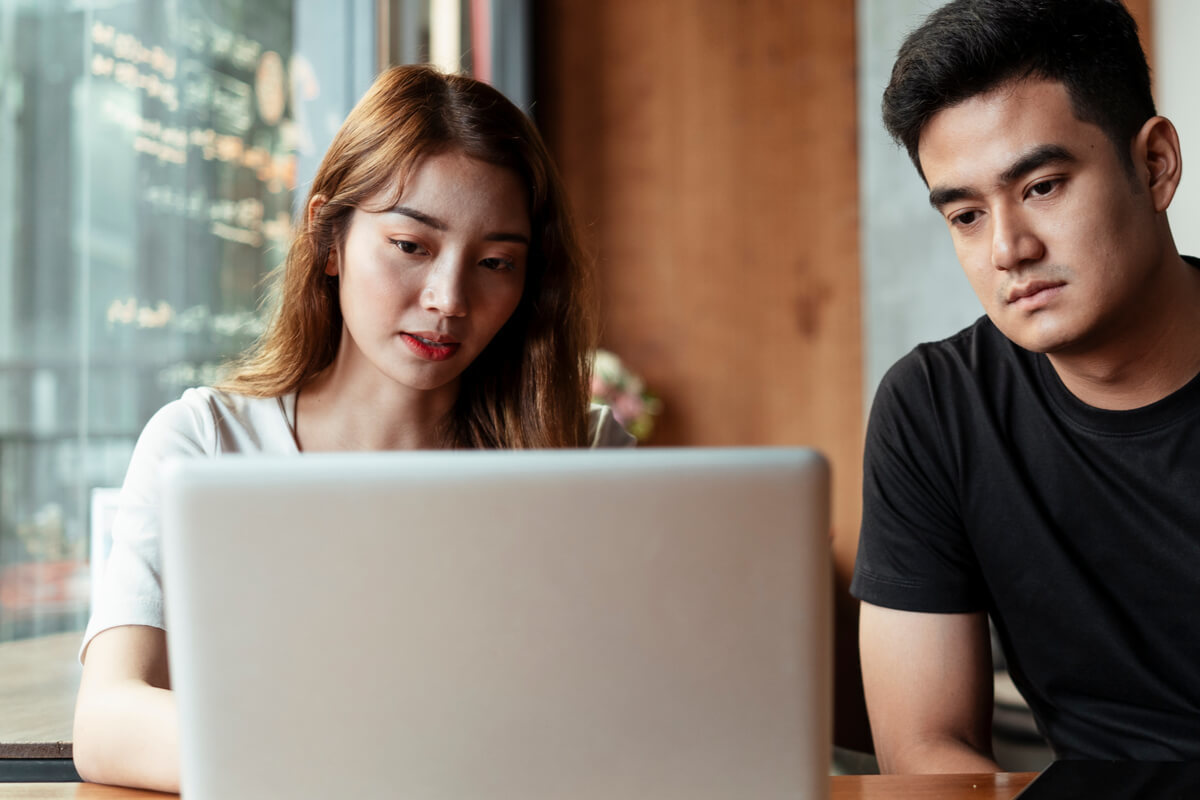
[{"left": 161, "top": 447, "right": 831, "bottom": 799}]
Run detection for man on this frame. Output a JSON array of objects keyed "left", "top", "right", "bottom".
[{"left": 851, "top": 0, "right": 1200, "bottom": 773}]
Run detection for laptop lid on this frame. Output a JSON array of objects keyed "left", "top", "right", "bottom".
[
  {"left": 162, "top": 447, "right": 831, "bottom": 799},
  {"left": 1014, "top": 760, "right": 1200, "bottom": 798}
]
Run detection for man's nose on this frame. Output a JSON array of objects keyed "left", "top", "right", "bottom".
[{"left": 991, "top": 207, "right": 1044, "bottom": 271}]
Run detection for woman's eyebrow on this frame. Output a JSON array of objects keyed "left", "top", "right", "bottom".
[
  {"left": 485, "top": 231, "right": 530, "bottom": 245},
  {"left": 387, "top": 204, "right": 530, "bottom": 245},
  {"left": 388, "top": 205, "right": 446, "bottom": 230}
]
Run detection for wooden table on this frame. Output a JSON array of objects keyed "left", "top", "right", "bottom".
[
  {"left": 830, "top": 772, "right": 1036, "bottom": 797},
  {"left": 0, "top": 788, "right": 164, "bottom": 799},
  {"left": 0, "top": 632, "right": 80, "bottom": 758},
  {"left": 0, "top": 773, "right": 1039, "bottom": 798}
]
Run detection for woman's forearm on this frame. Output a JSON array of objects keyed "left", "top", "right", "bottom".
[{"left": 73, "top": 680, "right": 180, "bottom": 793}]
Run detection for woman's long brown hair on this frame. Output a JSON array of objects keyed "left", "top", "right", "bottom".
[{"left": 218, "top": 65, "right": 596, "bottom": 448}]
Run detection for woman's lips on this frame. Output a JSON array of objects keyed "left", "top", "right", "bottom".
[{"left": 400, "top": 332, "right": 460, "bottom": 361}]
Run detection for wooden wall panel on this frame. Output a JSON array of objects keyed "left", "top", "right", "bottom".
[
  {"left": 535, "top": 0, "right": 865, "bottom": 748},
  {"left": 534, "top": 0, "right": 861, "bottom": 558},
  {"left": 1128, "top": 0, "right": 1152, "bottom": 63}
]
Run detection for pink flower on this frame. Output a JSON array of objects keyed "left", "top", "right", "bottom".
[
  {"left": 590, "top": 348, "right": 661, "bottom": 442},
  {"left": 614, "top": 393, "right": 645, "bottom": 425}
]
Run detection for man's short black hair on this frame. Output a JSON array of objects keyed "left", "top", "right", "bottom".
[{"left": 883, "top": 0, "right": 1155, "bottom": 180}]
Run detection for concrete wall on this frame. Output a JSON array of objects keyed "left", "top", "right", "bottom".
[
  {"left": 1155, "top": 0, "right": 1200, "bottom": 258},
  {"left": 856, "top": 0, "right": 978, "bottom": 410}
]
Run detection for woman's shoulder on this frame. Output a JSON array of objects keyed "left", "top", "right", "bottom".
[
  {"left": 587, "top": 403, "right": 636, "bottom": 448},
  {"left": 143, "top": 387, "right": 299, "bottom": 456}
]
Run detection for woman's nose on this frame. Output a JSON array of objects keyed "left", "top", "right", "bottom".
[{"left": 421, "top": 259, "right": 468, "bottom": 317}]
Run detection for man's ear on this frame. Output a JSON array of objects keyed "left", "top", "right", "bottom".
[
  {"left": 307, "top": 195, "right": 339, "bottom": 277},
  {"left": 1133, "top": 116, "right": 1183, "bottom": 213}
]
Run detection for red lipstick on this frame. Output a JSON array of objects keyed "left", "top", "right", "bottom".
[{"left": 400, "top": 332, "right": 460, "bottom": 361}]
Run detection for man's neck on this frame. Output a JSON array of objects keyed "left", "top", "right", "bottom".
[{"left": 1047, "top": 255, "right": 1200, "bottom": 410}]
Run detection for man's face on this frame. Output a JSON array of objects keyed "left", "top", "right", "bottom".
[{"left": 917, "top": 78, "right": 1162, "bottom": 357}]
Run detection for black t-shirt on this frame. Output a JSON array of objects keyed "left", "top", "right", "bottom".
[{"left": 851, "top": 298, "right": 1200, "bottom": 759}]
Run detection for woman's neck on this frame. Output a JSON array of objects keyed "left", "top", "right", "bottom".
[{"left": 293, "top": 361, "right": 459, "bottom": 452}]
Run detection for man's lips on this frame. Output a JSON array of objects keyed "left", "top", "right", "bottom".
[{"left": 1006, "top": 280, "right": 1066, "bottom": 305}]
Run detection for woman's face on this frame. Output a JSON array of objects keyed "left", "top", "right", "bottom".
[{"left": 322, "top": 150, "right": 530, "bottom": 400}]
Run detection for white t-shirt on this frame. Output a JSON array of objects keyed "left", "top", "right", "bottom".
[{"left": 81, "top": 387, "right": 634, "bottom": 658}]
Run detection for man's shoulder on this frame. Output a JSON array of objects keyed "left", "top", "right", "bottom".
[
  {"left": 880, "top": 315, "right": 1014, "bottom": 393},
  {"left": 869, "top": 315, "right": 1046, "bottom": 446}
]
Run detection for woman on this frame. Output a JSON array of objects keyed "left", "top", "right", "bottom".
[{"left": 73, "top": 65, "right": 632, "bottom": 792}]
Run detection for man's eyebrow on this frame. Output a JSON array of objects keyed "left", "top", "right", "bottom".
[
  {"left": 387, "top": 205, "right": 530, "bottom": 245},
  {"left": 928, "top": 185, "right": 974, "bottom": 211},
  {"left": 927, "top": 144, "right": 1077, "bottom": 211},
  {"left": 998, "top": 144, "right": 1076, "bottom": 185}
]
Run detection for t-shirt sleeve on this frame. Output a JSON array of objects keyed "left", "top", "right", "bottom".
[
  {"left": 79, "top": 390, "right": 215, "bottom": 661},
  {"left": 587, "top": 403, "right": 636, "bottom": 448},
  {"left": 851, "top": 350, "right": 987, "bottom": 613}
]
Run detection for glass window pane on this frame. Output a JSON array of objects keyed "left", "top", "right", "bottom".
[
  {"left": 0, "top": 0, "right": 306, "bottom": 751},
  {"left": 0, "top": 0, "right": 523, "bottom": 756}
]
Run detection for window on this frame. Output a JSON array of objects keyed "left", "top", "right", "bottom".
[
  {"left": 0, "top": 0, "right": 526, "bottom": 762},
  {"left": 0, "top": 0, "right": 334, "bottom": 758}
]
